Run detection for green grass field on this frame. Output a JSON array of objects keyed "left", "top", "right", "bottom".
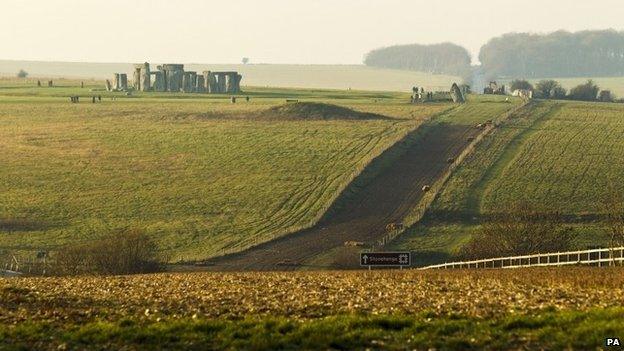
[
  {"left": 0, "top": 79, "right": 451, "bottom": 261},
  {"left": 480, "top": 102, "right": 624, "bottom": 214},
  {"left": 0, "top": 61, "right": 460, "bottom": 92},
  {"left": 395, "top": 100, "right": 624, "bottom": 265}
]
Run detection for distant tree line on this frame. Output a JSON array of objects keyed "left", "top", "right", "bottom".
[
  {"left": 510, "top": 79, "right": 615, "bottom": 102},
  {"left": 365, "top": 30, "right": 624, "bottom": 84},
  {"left": 480, "top": 30, "right": 624, "bottom": 79},
  {"left": 363, "top": 43, "right": 471, "bottom": 78}
]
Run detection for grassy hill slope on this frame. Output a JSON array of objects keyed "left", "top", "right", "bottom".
[
  {"left": 0, "top": 82, "right": 448, "bottom": 261},
  {"left": 394, "top": 100, "right": 624, "bottom": 265}
]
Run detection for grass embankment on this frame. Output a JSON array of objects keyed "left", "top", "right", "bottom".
[
  {"left": 2, "top": 268, "right": 624, "bottom": 350},
  {"left": 395, "top": 100, "right": 624, "bottom": 265},
  {"left": 0, "top": 83, "right": 448, "bottom": 261}
]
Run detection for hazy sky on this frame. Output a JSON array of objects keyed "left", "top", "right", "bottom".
[{"left": 2, "top": 0, "right": 623, "bottom": 64}]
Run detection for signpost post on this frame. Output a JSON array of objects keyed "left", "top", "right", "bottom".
[{"left": 360, "top": 252, "right": 410, "bottom": 269}]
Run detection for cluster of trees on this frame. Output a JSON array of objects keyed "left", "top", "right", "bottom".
[
  {"left": 461, "top": 202, "right": 575, "bottom": 259},
  {"left": 52, "top": 229, "right": 166, "bottom": 276},
  {"left": 364, "top": 43, "right": 471, "bottom": 78},
  {"left": 510, "top": 79, "right": 615, "bottom": 101},
  {"left": 365, "top": 30, "right": 624, "bottom": 85},
  {"left": 480, "top": 30, "right": 624, "bottom": 79},
  {"left": 463, "top": 191, "right": 624, "bottom": 260}
]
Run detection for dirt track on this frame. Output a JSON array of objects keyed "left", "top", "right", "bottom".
[{"left": 210, "top": 119, "right": 481, "bottom": 271}]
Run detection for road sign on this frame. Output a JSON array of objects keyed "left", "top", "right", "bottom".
[{"left": 360, "top": 252, "right": 410, "bottom": 267}]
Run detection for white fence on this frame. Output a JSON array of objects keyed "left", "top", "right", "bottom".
[
  {"left": 2, "top": 255, "right": 21, "bottom": 272},
  {"left": 1, "top": 254, "right": 47, "bottom": 276},
  {"left": 420, "top": 246, "right": 624, "bottom": 270}
]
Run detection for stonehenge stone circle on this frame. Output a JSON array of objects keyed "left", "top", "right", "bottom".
[{"left": 109, "top": 63, "right": 242, "bottom": 94}]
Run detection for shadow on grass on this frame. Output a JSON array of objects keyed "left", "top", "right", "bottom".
[{"left": 0, "top": 218, "right": 56, "bottom": 232}]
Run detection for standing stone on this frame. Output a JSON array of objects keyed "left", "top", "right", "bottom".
[
  {"left": 182, "top": 71, "right": 197, "bottom": 92},
  {"left": 152, "top": 71, "right": 165, "bottom": 92},
  {"left": 161, "top": 64, "right": 184, "bottom": 92},
  {"left": 234, "top": 73, "right": 242, "bottom": 93},
  {"left": 215, "top": 73, "right": 227, "bottom": 93},
  {"left": 113, "top": 74, "right": 121, "bottom": 90},
  {"left": 450, "top": 83, "right": 465, "bottom": 103},
  {"left": 37, "top": 80, "right": 41, "bottom": 87},
  {"left": 182, "top": 72, "right": 191, "bottom": 92},
  {"left": 204, "top": 71, "right": 218, "bottom": 93},
  {"left": 142, "top": 63, "right": 151, "bottom": 91},
  {"left": 168, "top": 69, "right": 180, "bottom": 92},
  {"left": 48, "top": 80, "right": 53, "bottom": 87},
  {"left": 196, "top": 75, "right": 205, "bottom": 92},
  {"left": 112, "top": 73, "right": 128, "bottom": 91},
  {"left": 133, "top": 62, "right": 151, "bottom": 91},
  {"left": 119, "top": 74, "right": 128, "bottom": 91},
  {"left": 133, "top": 66, "right": 141, "bottom": 90},
  {"left": 225, "top": 73, "right": 235, "bottom": 93},
  {"left": 190, "top": 72, "right": 197, "bottom": 92},
  {"left": 225, "top": 72, "right": 242, "bottom": 93},
  {"left": 105, "top": 80, "right": 112, "bottom": 91}
]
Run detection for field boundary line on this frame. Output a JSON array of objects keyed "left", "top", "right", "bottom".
[{"left": 420, "top": 246, "right": 624, "bottom": 269}]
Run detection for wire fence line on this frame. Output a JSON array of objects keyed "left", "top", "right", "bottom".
[{"left": 420, "top": 246, "right": 624, "bottom": 270}]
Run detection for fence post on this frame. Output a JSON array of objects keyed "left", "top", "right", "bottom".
[
  {"left": 609, "top": 250, "right": 613, "bottom": 267},
  {"left": 598, "top": 251, "right": 602, "bottom": 267}
]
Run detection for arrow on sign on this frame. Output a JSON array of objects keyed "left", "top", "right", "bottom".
[
  {"left": 362, "top": 255, "right": 368, "bottom": 264},
  {"left": 399, "top": 254, "right": 409, "bottom": 264}
]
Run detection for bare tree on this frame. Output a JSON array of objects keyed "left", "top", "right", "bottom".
[
  {"left": 52, "top": 228, "right": 167, "bottom": 276},
  {"left": 603, "top": 189, "right": 624, "bottom": 249},
  {"left": 461, "top": 202, "right": 575, "bottom": 259}
]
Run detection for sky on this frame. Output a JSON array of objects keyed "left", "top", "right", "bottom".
[{"left": 1, "top": 0, "right": 623, "bottom": 65}]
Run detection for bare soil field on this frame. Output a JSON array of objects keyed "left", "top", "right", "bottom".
[{"left": 2, "top": 268, "right": 623, "bottom": 350}]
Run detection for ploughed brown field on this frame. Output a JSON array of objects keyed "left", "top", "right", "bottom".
[
  {"left": 3, "top": 268, "right": 624, "bottom": 350},
  {"left": 3, "top": 268, "right": 623, "bottom": 322}
]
